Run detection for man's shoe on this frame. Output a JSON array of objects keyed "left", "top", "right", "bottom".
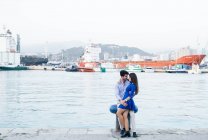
[
  {"left": 121, "top": 131, "right": 131, "bottom": 138},
  {"left": 120, "top": 128, "right": 125, "bottom": 135},
  {"left": 133, "top": 132, "right": 138, "bottom": 138}
]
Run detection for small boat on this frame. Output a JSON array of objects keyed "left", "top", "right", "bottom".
[
  {"left": 93, "top": 67, "right": 101, "bottom": 72},
  {"left": 166, "top": 69, "right": 188, "bottom": 73},
  {"left": 0, "top": 65, "right": 28, "bottom": 71},
  {"left": 166, "top": 64, "right": 190, "bottom": 73},
  {"left": 125, "top": 64, "right": 143, "bottom": 72},
  {"left": 100, "top": 62, "right": 117, "bottom": 72},
  {"left": 188, "top": 64, "right": 201, "bottom": 74},
  {"left": 65, "top": 65, "right": 79, "bottom": 72},
  {"left": 100, "top": 67, "right": 106, "bottom": 72},
  {"left": 143, "top": 67, "right": 155, "bottom": 73},
  {"left": 201, "top": 69, "right": 208, "bottom": 73}
]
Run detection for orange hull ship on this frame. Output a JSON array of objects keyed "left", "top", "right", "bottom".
[
  {"left": 113, "top": 54, "right": 206, "bottom": 69},
  {"left": 78, "top": 54, "right": 206, "bottom": 69}
]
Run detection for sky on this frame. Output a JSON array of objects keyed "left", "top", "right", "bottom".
[{"left": 0, "top": 0, "right": 208, "bottom": 53}]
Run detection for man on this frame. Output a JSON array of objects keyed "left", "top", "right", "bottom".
[{"left": 110, "top": 70, "right": 138, "bottom": 137}]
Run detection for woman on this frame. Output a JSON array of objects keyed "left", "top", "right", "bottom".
[{"left": 116, "top": 73, "right": 139, "bottom": 138}]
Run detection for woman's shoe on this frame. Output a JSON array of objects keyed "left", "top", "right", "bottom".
[
  {"left": 121, "top": 131, "right": 131, "bottom": 138},
  {"left": 120, "top": 128, "right": 125, "bottom": 135},
  {"left": 133, "top": 132, "right": 138, "bottom": 138}
]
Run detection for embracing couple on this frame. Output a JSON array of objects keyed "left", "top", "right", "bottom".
[{"left": 114, "top": 70, "right": 139, "bottom": 138}]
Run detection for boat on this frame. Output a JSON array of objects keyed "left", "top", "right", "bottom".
[
  {"left": 188, "top": 63, "right": 201, "bottom": 74},
  {"left": 65, "top": 65, "right": 79, "bottom": 72},
  {"left": 166, "top": 69, "right": 188, "bottom": 73},
  {"left": 0, "top": 28, "right": 27, "bottom": 70},
  {"left": 93, "top": 67, "right": 102, "bottom": 72},
  {"left": 200, "top": 63, "right": 208, "bottom": 73},
  {"left": 125, "top": 64, "right": 143, "bottom": 72},
  {"left": 201, "top": 69, "right": 208, "bottom": 73},
  {"left": 143, "top": 67, "right": 155, "bottom": 73},
  {"left": 165, "top": 64, "right": 191, "bottom": 73},
  {"left": 100, "top": 62, "right": 117, "bottom": 72},
  {"left": 0, "top": 64, "right": 28, "bottom": 70},
  {"left": 100, "top": 67, "right": 106, "bottom": 72},
  {"left": 113, "top": 54, "right": 206, "bottom": 69},
  {"left": 78, "top": 44, "right": 101, "bottom": 72}
]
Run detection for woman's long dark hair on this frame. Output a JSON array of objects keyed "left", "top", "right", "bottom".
[{"left": 129, "top": 73, "right": 139, "bottom": 95}]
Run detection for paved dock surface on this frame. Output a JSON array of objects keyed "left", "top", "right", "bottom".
[{"left": 0, "top": 128, "right": 208, "bottom": 140}]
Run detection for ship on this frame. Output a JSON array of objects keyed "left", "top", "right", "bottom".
[
  {"left": 0, "top": 64, "right": 28, "bottom": 71},
  {"left": 0, "top": 28, "right": 27, "bottom": 70},
  {"left": 125, "top": 64, "right": 143, "bottom": 72},
  {"left": 113, "top": 54, "right": 206, "bottom": 69},
  {"left": 78, "top": 43, "right": 101, "bottom": 72}
]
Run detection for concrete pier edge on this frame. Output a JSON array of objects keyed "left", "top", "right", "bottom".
[{"left": 1, "top": 128, "right": 208, "bottom": 140}]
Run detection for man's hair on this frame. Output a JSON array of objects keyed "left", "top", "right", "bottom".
[{"left": 120, "top": 70, "right": 129, "bottom": 76}]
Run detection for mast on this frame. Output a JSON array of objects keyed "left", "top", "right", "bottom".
[{"left": 16, "top": 34, "right": 20, "bottom": 53}]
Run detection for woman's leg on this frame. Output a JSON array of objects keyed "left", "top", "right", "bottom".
[
  {"left": 116, "top": 108, "right": 126, "bottom": 129},
  {"left": 123, "top": 110, "right": 130, "bottom": 131},
  {"left": 116, "top": 104, "right": 124, "bottom": 130}
]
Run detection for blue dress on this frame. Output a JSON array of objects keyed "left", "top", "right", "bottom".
[{"left": 118, "top": 82, "right": 137, "bottom": 112}]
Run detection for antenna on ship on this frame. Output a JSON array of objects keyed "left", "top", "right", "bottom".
[
  {"left": 202, "top": 41, "right": 208, "bottom": 63},
  {"left": 196, "top": 36, "right": 201, "bottom": 64},
  {"left": 88, "top": 39, "right": 92, "bottom": 47},
  {"left": 196, "top": 36, "right": 201, "bottom": 54},
  {"left": 3, "top": 25, "right": 6, "bottom": 33},
  {"left": 44, "top": 41, "right": 48, "bottom": 59}
]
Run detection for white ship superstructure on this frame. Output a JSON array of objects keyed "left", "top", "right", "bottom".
[
  {"left": 81, "top": 44, "right": 101, "bottom": 62},
  {"left": 0, "top": 29, "right": 20, "bottom": 66}
]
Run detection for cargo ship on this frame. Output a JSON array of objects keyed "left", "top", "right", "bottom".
[
  {"left": 78, "top": 43, "right": 101, "bottom": 72},
  {"left": 0, "top": 28, "right": 27, "bottom": 70},
  {"left": 113, "top": 54, "right": 206, "bottom": 69}
]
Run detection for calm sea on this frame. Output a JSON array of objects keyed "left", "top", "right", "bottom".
[{"left": 0, "top": 71, "right": 208, "bottom": 128}]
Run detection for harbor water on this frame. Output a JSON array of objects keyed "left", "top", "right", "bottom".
[{"left": 0, "top": 71, "right": 208, "bottom": 129}]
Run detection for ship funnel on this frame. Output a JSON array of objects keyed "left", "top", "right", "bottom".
[{"left": 7, "top": 29, "right": 12, "bottom": 35}]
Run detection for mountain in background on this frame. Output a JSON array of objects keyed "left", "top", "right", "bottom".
[
  {"left": 47, "top": 43, "right": 153, "bottom": 62},
  {"left": 98, "top": 43, "right": 152, "bottom": 59}
]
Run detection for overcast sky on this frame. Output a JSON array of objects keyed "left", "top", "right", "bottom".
[{"left": 0, "top": 0, "right": 208, "bottom": 53}]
